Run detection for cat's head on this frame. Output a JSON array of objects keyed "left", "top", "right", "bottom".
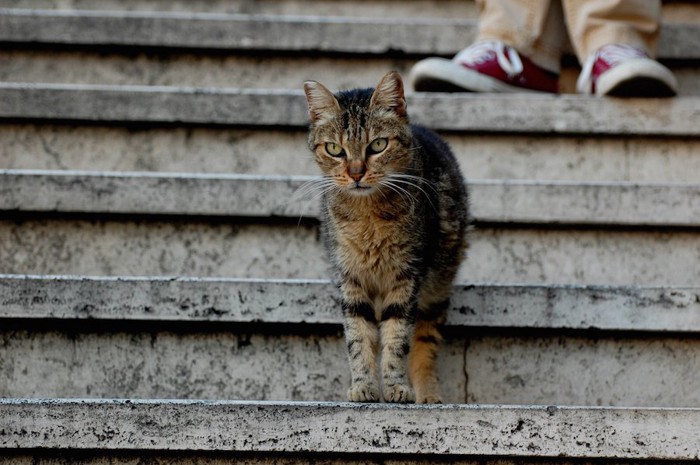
[{"left": 303, "top": 71, "right": 415, "bottom": 197}]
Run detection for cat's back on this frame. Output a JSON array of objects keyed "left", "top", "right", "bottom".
[{"left": 410, "top": 124, "right": 467, "bottom": 202}]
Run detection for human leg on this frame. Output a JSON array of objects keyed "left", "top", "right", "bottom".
[{"left": 409, "top": 0, "right": 563, "bottom": 93}]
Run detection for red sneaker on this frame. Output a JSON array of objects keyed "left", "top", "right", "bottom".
[
  {"left": 576, "top": 44, "right": 677, "bottom": 97},
  {"left": 409, "top": 41, "right": 558, "bottom": 93}
]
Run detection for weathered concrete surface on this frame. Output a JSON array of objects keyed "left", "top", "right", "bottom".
[
  {"left": 3, "top": 50, "right": 700, "bottom": 97},
  {"left": 0, "top": 10, "right": 480, "bottom": 55},
  {"left": 5, "top": 125, "right": 700, "bottom": 183},
  {"left": 0, "top": 170, "right": 312, "bottom": 218},
  {"left": 0, "top": 10, "right": 696, "bottom": 59},
  {"left": 0, "top": 0, "right": 476, "bottom": 18},
  {"left": 2, "top": 399, "right": 700, "bottom": 459},
  {"left": 467, "top": 336, "right": 700, "bottom": 407},
  {"left": 3, "top": 220, "right": 700, "bottom": 286},
  {"left": 451, "top": 134, "right": 700, "bottom": 183},
  {"left": 471, "top": 180, "right": 700, "bottom": 226},
  {"left": 4, "top": 457, "right": 700, "bottom": 465},
  {"left": 2, "top": 457, "right": 692, "bottom": 465},
  {"left": 0, "top": 219, "right": 327, "bottom": 279},
  {"left": 1, "top": 83, "right": 699, "bottom": 135},
  {"left": 2, "top": 328, "right": 700, "bottom": 406},
  {"left": 0, "top": 331, "right": 467, "bottom": 402},
  {"left": 0, "top": 51, "right": 417, "bottom": 91},
  {"left": 0, "top": 125, "right": 321, "bottom": 176},
  {"left": 3, "top": 276, "right": 700, "bottom": 333},
  {"left": 4, "top": 170, "right": 700, "bottom": 227}
]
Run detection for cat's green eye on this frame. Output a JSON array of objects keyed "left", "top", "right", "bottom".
[
  {"left": 367, "top": 138, "right": 388, "bottom": 155},
  {"left": 325, "top": 142, "right": 345, "bottom": 157}
]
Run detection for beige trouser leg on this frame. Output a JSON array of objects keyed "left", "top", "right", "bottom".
[
  {"left": 561, "top": 0, "right": 661, "bottom": 61},
  {"left": 475, "top": 0, "right": 661, "bottom": 70}
]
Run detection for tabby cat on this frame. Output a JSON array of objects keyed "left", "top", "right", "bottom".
[{"left": 303, "top": 71, "right": 469, "bottom": 403}]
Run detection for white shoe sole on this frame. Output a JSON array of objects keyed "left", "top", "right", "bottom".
[{"left": 594, "top": 58, "right": 677, "bottom": 97}]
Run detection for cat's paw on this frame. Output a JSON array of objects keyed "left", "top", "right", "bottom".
[
  {"left": 416, "top": 394, "right": 442, "bottom": 404},
  {"left": 347, "top": 383, "right": 380, "bottom": 402},
  {"left": 383, "top": 383, "right": 415, "bottom": 403}
]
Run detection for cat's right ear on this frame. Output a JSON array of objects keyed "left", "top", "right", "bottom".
[{"left": 303, "top": 81, "right": 340, "bottom": 125}]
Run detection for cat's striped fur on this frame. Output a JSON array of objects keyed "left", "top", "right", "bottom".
[{"left": 303, "top": 71, "right": 469, "bottom": 403}]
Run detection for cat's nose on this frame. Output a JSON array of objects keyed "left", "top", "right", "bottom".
[{"left": 347, "top": 162, "right": 366, "bottom": 182}]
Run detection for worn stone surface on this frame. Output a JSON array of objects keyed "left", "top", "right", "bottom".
[
  {"left": 3, "top": 276, "right": 700, "bottom": 333},
  {"left": 451, "top": 134, "right": 700, "bottom": 183},
  {"left": 0, "top": 125, "right": 320, "bottom": 176},
  {"left": 2, "top": 457, "right": 691, "bottom": 465},
  {"left": 4, "top": 125, "right": 700, "bottom": 183},
  {"left": 4, "top": 170, "right": 700, "bottom": 226},
  {"left": 0, "top": 171, "right": 312, "bottom": 218},
  {"left": 3, "top": 51, "right": 700, "bottom": 97},
  {"left": 0, "top": 10, "right": 479, "bottom": 55},
  {"left": 2, "top": 220, "right": 700, "bottom": 286},
  {"left": 2, "top": 318, "right": 700, "bottom": 406},
  {"left": 467, "top": 227, "right": 700, "bottom": 287},
  {"left": 471, "top": 180, "right": 700, "bottom": 226},
  {"left": 2, "top": 84, "right": 700, "bottom": 136},
  {"left": 0, "top": 0, "right": 476, "bottom": 18},
  {"left": 0, "top": 219, "right": 327, "bottom": 279},
  {"left": 0, "top": 10, "right": 696, "bottom": 59},
  {"left": 0, "top": 51, "right": 416, "bottom": 91},
  {"left": 2, "top": 399, "right": 700, "bottom": 459},
  {"left": 466, "top": 336, "right": 700, "bottom": 408},
  {"left": 0, "top": 330, "right": 467, "bottom": 403}
]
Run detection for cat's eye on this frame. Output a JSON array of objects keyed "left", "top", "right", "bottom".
[
  {"left": 367, "top": 138, "right": 388, "bottom": 155},
  {"left": 325, "top": 142, "right": 345, "bottom": 157}
]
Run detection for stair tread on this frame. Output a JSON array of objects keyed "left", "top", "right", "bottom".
[
  {"left": 1, "top": 83, "right": 697, "bottom": 135},
  {"left": 2, "top": 274, "right": 700, "bottom": 333},
  {"left": 0, "top": 9, "right": 697, "bottom": 59},
  {"left": 2, "top": 398, "right": 699, "bottom": 459},
  {"left": 2, "top": 170, "right": 700, "bottom": 227}
]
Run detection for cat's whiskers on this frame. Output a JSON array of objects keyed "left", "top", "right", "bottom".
[
  {"left": 376, "top": 178, "right": 417, "bottom": 209},
  {"left": 289, "top": 176, "right": 338, "bottom": 225},
  {"left": 385, "top": 173, "right": 438, "bottom": 212},
  {"left": 390, "top": 173, "right": 439, "bottom": 195},
  {"left": 291, "top": 176, "right": 336, "bottom": 200}
]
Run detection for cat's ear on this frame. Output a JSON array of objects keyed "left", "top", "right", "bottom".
[
  {"left": 303, "top": 80, "right": 340, "bottom": 124},
  {"left": 370, "top": 71, "right": 407, "bottom": 118}
]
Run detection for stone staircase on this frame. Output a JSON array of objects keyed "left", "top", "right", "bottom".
[{"left": 1, "top": 1, "right": 700, "bottom": 463}]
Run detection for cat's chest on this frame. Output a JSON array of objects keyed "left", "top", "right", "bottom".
[{"left": 332, "top": 209, "right": 412, "bottom": 272}]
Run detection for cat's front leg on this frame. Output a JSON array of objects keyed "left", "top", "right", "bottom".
[
  {"left": 380, "top": 303, "right": 416, "bottom": 403},
  {"left": 342, "top": 300, "right": 380, "bottom": 402}
]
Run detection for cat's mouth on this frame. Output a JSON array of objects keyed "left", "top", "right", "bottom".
[{"left": 347, "top": 182, "right": 375, "bottom": 195}]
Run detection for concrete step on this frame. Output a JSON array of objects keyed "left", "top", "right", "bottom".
[
  {"left": 3, "top": 49, "right": 700, "bottom": 97},
  {"left": 4, "top": 275, "right": 699, "bottom": 333},
  {"left": 1, "top": 83, "right": 698, "bottom": 136},
  {"left": 4, "top": 307, "right": 700, "bottom": 404},
  {"left": 2, "top": 276, "right": 700, "bottom": 405},
  {"left": 3, "top": 170, "right": 700, "bottom": 227},
  {"left": 0, "top": 9, "right": 697, "bottom": 59},
  {"left": 4, "top": 124, "right": 700, "bottom": 183},
  {"left": 2, "top": 399, "right": 700, "bottom": 461},
  {"left": 2, "top": 219, "right": 700, "bottom": 286},
  {"left": 0, "top": 0, "right": 477, "bottom": 18},
  {"left": 1, "top": 0, "right": 696, "bottom": 23}
]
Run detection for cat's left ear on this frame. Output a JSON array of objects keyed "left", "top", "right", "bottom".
[{"left": 370, "top": 71, "right": 407, "bottom": 118}]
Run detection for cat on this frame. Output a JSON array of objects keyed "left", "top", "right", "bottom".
[{"left": 303, "top": 71, "right": 469, "bottom": 403}]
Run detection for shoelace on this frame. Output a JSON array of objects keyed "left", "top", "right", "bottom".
[
  {"left": 455, "top": 40, "right": 524, "bottom": 78},
  {"left": 576, "top": 44, "right": 646, "bottom": 94}
]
